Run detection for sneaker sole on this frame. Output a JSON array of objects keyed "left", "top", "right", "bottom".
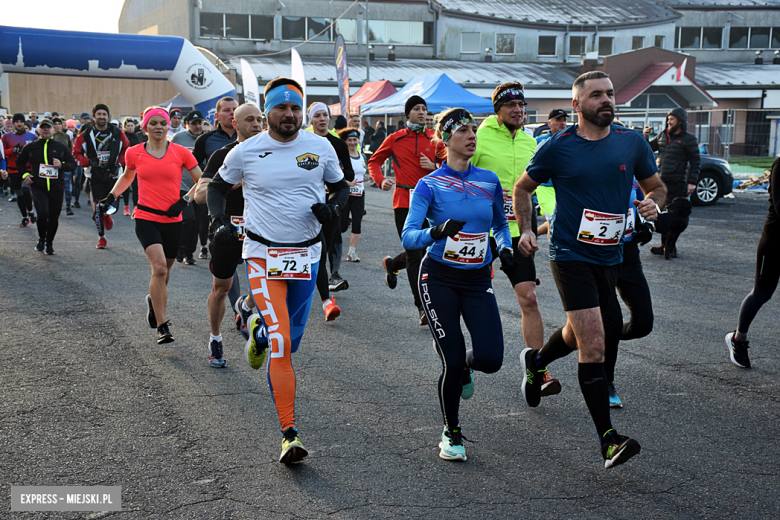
[
  {"left": 209, "top": 358, "right": 227, "bottom": 368},
  {"left": 609, "top": 398, "right": 623, "bottom": 409},
  {"left": 325, "top": 307, "right": 340, "bottom": 321},
  {"left": 520, "top": 348, "right": 541, "bottom": 408},
  {"left": 540, "top": 379, "right": 562, "bottom": 397},
  {"left": 280, "top": 444, "right": 308, "bottom": 464},
  {"left": 725, "top": 333, "right": 749, "bottom": 369},
  {"left": 605, "top": 439, "right": 641, "bottom": 469},
  {"left": 329, "top": 280, "right": 349, "bottom": 292},
  {"left": 438, "top": 443, "right": 467, "bottom": 461},
  {"left": 145, "top": 295, "right": 157, "bottom": 329},
  {"left": 157, "top": 335, "right": 174, "bottom": 345}
]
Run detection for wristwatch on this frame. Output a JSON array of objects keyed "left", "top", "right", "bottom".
[{"left": 183, "top": 195, "right": 191, "bottom": 204}]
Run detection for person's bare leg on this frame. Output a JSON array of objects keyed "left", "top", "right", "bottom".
[
  {"left": 514, "top": 281, "right": 543, "bottom": 350},
  {"left": 208, "top": 277, "right": 233, "bottom": 336},
  {"left": 146, "top": 245, "right": 173, "bottom": 324}
]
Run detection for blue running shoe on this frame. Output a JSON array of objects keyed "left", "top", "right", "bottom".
[
  {"left": 244, "top": 315, "right": 268, "bottom": 370},
  {"left": 461, "top": 367, "right": 474, "bottom": 400},
  {"left": 209, "top": 339, "right": 227, "bottom": 368},
  {"left": 608, "top": 382, "right": 623, "bottom": 408},
  {"left": 439, "top": 427, "right": 467, "bottom": 461}
]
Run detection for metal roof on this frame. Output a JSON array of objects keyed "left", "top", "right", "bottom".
[
  {"left": 229, "top": 56, "right": 580, "bottom": 89},
  {"left": 696, "top": 62, "right": 780, "bottom": 86},
  {"left": 664, "top": 0, "right": 780, "bottom": 7},
  {"left": 433, "top": 0, "right": 679, "bottom": 26}
]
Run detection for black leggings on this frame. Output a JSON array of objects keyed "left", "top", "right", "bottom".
[
  {"left": 604, "top": 240, "right": 654, "bottom": 383},
  {"left": 419, "top": 256, "right": 504, "bottom": 429},
  {"left": 737, "top": 229, "right": 780, "bottom": 335},
  {"left": 390, "top": 207, "right": 427, "bottom": 309},
  {"left": 317, "top": 221, "right": 336, "bottom": 301},
  {"left": 30, "top": 185, "right": 64, "bottom": 244},
  {"left": 341, "top": 194, "right": 365, "bottom": 234},
  {"left": 10, "top": 173, "right": 33, "bottom": 217}
]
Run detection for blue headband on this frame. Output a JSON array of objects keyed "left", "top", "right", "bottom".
[{"left": 264, "top": 84, "right": 304, "bottom": 114}]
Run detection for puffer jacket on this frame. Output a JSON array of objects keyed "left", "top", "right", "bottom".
[{"left": 648, "top": 107, "right": 700, "bottom": 185}]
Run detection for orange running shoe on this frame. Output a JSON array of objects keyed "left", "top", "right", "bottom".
[
  {"left": 323, "top": 296, "right": 340, "bottom": 321},
  {"left": 540, "top": 371, "right": 562, "bottom": 397}
]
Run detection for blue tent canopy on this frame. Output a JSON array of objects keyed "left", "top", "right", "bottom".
[
  {"left": 360, "top": 73, "right": 494, "bottom": 115},
  {"left": 159, "top": 92, "right": 193, "bottom": 111}
]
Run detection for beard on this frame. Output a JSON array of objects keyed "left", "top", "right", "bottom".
[
  {"left": 581, "top": 103, "right": 615, "bottom": 128},
  {"left": 269, "top": 116, "right": 302, "bottom": 137}
]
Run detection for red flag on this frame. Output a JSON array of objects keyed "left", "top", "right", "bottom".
[{"left": 676, "top": 58, "right": 687, "bottom": 82}]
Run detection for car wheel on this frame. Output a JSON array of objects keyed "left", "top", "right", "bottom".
[{"left": 692, "top": 172, "right": 721, "bottom": 206}]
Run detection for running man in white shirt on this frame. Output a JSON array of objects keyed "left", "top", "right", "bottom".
[{"left": 207, "top": 77, "right": 349, "bottom": 464}]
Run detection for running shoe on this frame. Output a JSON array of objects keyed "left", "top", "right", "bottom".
[
  {"left": 280, "top": 427, "right": 308, "bottom": 464},
  {"left": 9, "top": 194, "right": 17, "bottom": 202},
  {"left": 28, "top": 211, "right": 36, "bottom": 224},
  {"left": 45, "top": 243, "right": 54, "bottom": 256},
  {"left": 123, "top": 205, "right": 130, "bottom": 216},
  {"left": 244, "top": 315, "right": 269, "bottom": 370},
  {"left": 520, "top": 348, "right": 544, "bottom": 408},
  {"left": 328, "top": 274, "right": 349, "bottom": 292},
  {"left": 66, "top": 207, "right": 74, "bottom": 216},
  {"left": 725, "top": 331, "right": 751, "bottom": 369},
  {"left": 96, "top": 237, "right": 107, "bottom": 249},
  {"left": 20, "top": 216, "right": 29, "bottom": 228},
  {"left": 209, "top": 339, "right": 227, "bottom": 368},
  {"left": 103, "top": 214, "right": 113, "bottom": 230},
  {"left": 235, "top": 311, "right": 241, "bottom": 331},
  {"left": 346, "top": 250, "right": 360, "bottom": 262},
  {"left": 199, "top": 246, "right": 209, "bottom": 259},
  {"left": 323, "top": 296, "right": 340, "bottom": 321},
  {"left": 73, "top": 200, "right": 80, "bottom": 208},
  {"left": 184, "top": 255, "right": 196, "bottom": 265},
  {"left": 145, "top": 294, "right": 157, "bottom": 329},
  {"left": 461, "top": 367, "right": 475, "bottom": 400},
  {"left": 650, "top": 246, "right": 665, "bottom": 256},
  {"left": 540, "top": 371, "right": 562, "bottom": 397},
  {"left": 601, "top": 430, "right": 641, "bottom": 469},
  {"left": 156, "top": 320, "right": 174, "bottom": 344},
  {"left": 439, "top": 427, "right": 467, "bottom": 461},
  {"left": 608, "top": 382, "right": 623, "bottom": 408},
  {"left": 175, "top": 253, "right": 184, "bottom": 263},
  {"left": 35, "top": 238, "right": 45, "bottom": 252},
  {"left": 419, "top": 307, "right": 428, "bottom": 326},
  {"left": 234, "top": 295, "right": 254, "bottom": 341},
  {"left": 382, "top": 256, "right": 398, "bottom": 289}
]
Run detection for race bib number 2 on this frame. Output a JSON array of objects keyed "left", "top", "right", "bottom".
[
  {"left": 442, "top": 232, "right": 488, "bottom": 265},
  {"left": 266, "top": 248, "right": 311, "bottom": 280},
  {"left": 577, "top": 209, "right": 625, "bottom": 246}
]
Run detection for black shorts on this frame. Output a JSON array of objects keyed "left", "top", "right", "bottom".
[
  {"left": 90, "top": 178, "right": 111, "bottom": 202},
  {"left": 550, "top": 260, "right": 620, "bottom": 312},
  {"left": 135, "top": 218, "right": 182, "bottom": 259},
  {"left": 209, "top": 238, "right": 244, "bottom": 280},
  {"left": 490, "top": 235, "right": 536, "bottom": 286}
]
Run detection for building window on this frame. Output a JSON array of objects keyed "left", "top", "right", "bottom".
[
  {"left": 730, "top": 27, "right": 748, "bottom": 48},
  {"left": 773, "top": 27, "right": 780, "bottom": 48},
  {"left": 251, "top": 15, "right": 274, "bottom": 40},
  {"left": 628, "top": 94, "right": 678, "bottom": 110},
  {"left": 225, "top": 14, "right": 249, "bottom": 39},
  {"left": 200, "top": 12, "right": 224, "bottom": 38},
  {"left": 461, "top": 32, "right": 481, "bottom": 54},
  {"left": 655, "top": 35, "right": 665, "bottom": 48},
  {"left": 526, "top": 109, "right": 538, "bottom": 124},
  {"left": 496, "top": 34, "right": 515, "bottom": 55},
  {"left": 308, "top": 18, "right": 331, "bottom": 41},
  {"left": 368, "top": 20, "right": 386, "bottom": 43},
  {"left": 387, "top": 21, "right": 410, "bottom": 44},
  {"left": 632, "top": 36, "right": 645, "bottom": 50},
  {"left": 598, "top": 36, "right": 614, "bottom": 56},
  {"left": 702, "top": 27, "right": 722, "bottom": 49},
  {"left": 538, "top": 35, "right": 556, "bottom": 56},
  {"left": 569, "top": 36, "right": 587, "bottom": 56},
  {"left": 423, "top": 22, "right": 434, "bottom": 45},
  {"left": 751, "top": 27, "right": 770, "bottom": 49},
  {"left": 410, "top": 21, "right": 425, "bottom": 45},
  {"left": 334, "top": 18, "right": 356, "bottom": 42},
  {"left": 282, "top": 16, "right": 306, "bottom": 40}
]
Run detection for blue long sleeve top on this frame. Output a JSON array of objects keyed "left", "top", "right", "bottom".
[{"left": 401, "top": 161, "right": 512, "bottom": 269}]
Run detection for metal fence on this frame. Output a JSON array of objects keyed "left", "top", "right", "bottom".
[{"left": 616, "top": 109, "right": 776, "bottom": 169}]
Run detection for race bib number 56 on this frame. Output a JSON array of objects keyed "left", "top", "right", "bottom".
[
  {"left": 577, "top": 209, "right": 625, "bottom": 246},
  {"left": 267, "top": 248, "right": 311, "bottom": 280}
]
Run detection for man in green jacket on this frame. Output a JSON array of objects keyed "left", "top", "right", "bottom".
[{"left": 472, "top": 82, "right": 560, "bottom": 396}]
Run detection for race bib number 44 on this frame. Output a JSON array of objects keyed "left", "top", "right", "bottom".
[
  {"left": 442, "top": 232, "right": 488, "bottom": 265},
  {"left": 267, "top": 248, "right": 311, "bottom": 280},
  {"left": 38, "top": 164, "right": 57, "bottom": 179},
  {"left": 577, "top": 209, "right": 625, "bottom": 246}
]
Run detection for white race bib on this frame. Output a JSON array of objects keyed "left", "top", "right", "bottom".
[
  {"left": 349, "top": 182, "right": 364, "bottom": 197},
  {"left": 231, "top": 216, "right": 245, "bottom": 241},
  {"left": 97, "top": 151, "right": 110, "bottom": 165},
  {"left": 38, "top": 164, "right": 57, "bottom": 179},
  {"left": 266, "top": 248, "right": 312, "bottom": 280},
  {"left": 442, "top": 232, "right": 488, "bottom": 265},
  {"left": 624, "top": 207, "right": 635, "bottom": 239},
  {"left": 504, "top": 195, "right": 515, "bottom": 222},
  {"left": 577, "top": 209, "right": 625, "bottom": 246}
]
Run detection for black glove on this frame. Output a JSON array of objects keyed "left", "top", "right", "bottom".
[
  {"left": 89, "top": 158, "right": 102, "bottom": 170},
  {"left": 634, "top": 220, "right": 654, "bottom": 246},
  {"left": 430, "top": 219, "right": 465, "bottom": 240},
  {"left": 311, "top": 203, "right": 340, "bottom": 224},
  {"left": 210, "top": 214, "right": 238, "bottom": 247},
  {"left": 498, "top": 248, "right": 516, "bottom": 271},
  {"left": 13, "top": 145, "right": 22, "bottom": 154},
  {"left": 97, "top": 193, "right": 116, "bottom": 213},
  {"left": 165, "top": 197, "right": 189, "bottom": 217}
]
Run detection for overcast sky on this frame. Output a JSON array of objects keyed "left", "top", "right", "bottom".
[{"left": 1, "top": 0, "right": 124, "bottom": 33}]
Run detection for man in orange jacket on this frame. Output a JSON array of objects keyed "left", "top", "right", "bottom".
[{"left": 368, "top": 95, "right": 437, "bottom": 325}]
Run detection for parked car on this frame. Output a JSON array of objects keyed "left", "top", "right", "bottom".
[{"left": 693, "top": 154, "right": 734, "bottom": 206}]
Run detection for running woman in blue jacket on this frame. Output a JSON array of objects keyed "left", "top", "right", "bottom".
[{"left": 402, "top": 108, "right": 514, "bottom": 461}]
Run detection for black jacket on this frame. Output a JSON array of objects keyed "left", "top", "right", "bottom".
[
  {"left": 16, "top": 137, "right": 76, "bottom": 190},
  {"left": 324, "top": 133, "right": 355, "bottom": 182},
  {"left": 648, "top": 107, "right": 701, "bottom": 185}
]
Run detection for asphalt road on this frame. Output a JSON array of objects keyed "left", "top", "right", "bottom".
[{"left": 1, "top": 188, "right": 777, "bottom": 519}]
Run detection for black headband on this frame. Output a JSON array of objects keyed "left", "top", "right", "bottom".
[
  {"left": 493, "top": 88, "right": 525, "bottom": 112},
  {"left": 341, "top": 129, "right": 360, "bottom": 140},
  {"left": 439, "top": 109, "right": 475, "bottom": 143}
]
